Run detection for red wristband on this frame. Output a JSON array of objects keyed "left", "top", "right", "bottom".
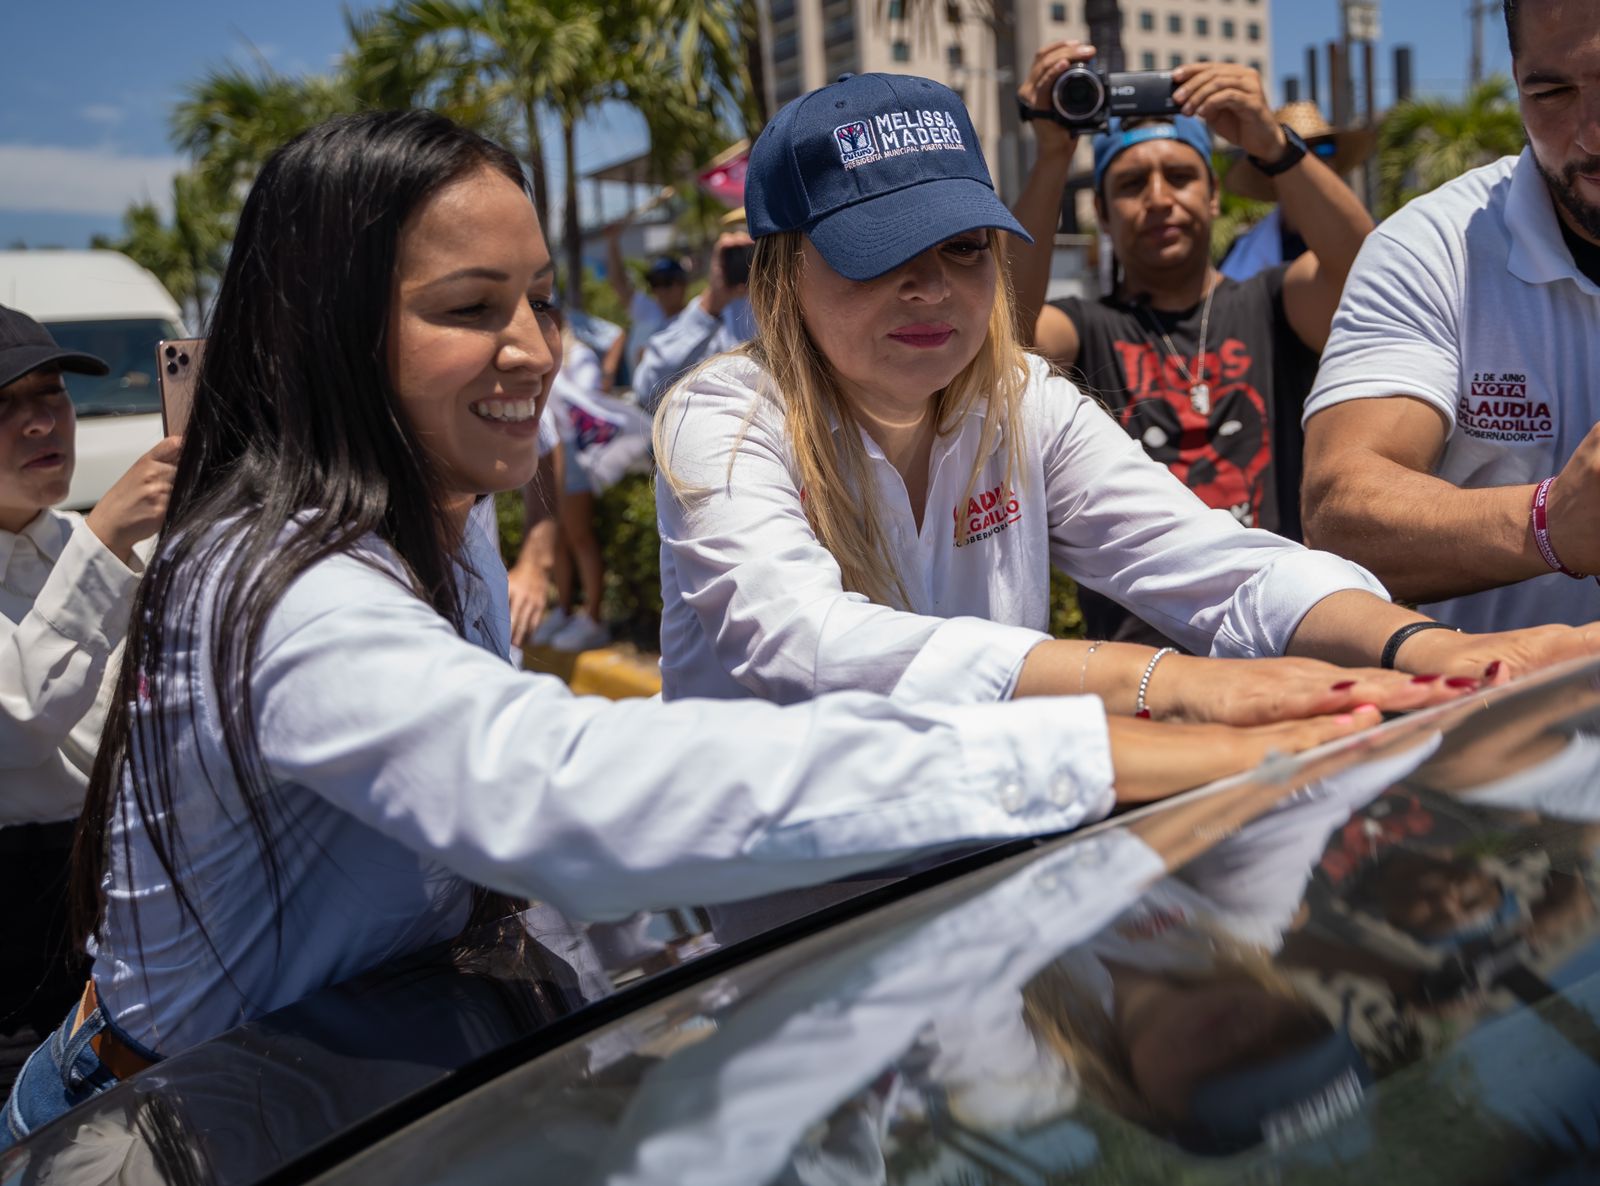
[{"left": 1531, "top": 477, "right": 1592, "bottom": 580}]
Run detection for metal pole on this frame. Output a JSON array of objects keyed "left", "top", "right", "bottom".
[
  {"left": 1328, "top": 40, "right": 1345, "bottom": 125},
  {"left": 1471, "top": 0, "right": 1485, "bottom": 86},
  {"left": 1306, "top": 45, "right": 1320, "bottom": 107},
  {"left": 1362, "top": 40, "right": 1378, "bottom": 212}
]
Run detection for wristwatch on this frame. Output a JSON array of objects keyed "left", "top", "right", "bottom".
[
  {"left": 1247, "top": 123, "right": 1309, "bottom": 177},
  {"left": 1017, "top": 95, "right": 1069, "bottom": 129}
]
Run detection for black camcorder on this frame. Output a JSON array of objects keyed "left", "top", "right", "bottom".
[{"left": 1048, "top": 64, "right": 1182, "bottom": 132}]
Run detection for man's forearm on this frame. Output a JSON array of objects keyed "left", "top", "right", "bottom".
[
  {"left": 1273, "top": 153, "right": 1374, "bottom": 285},
  {"left": 1304, "top": 453, "right": 1547, "bottom": 605},
  {"left": 1009, "top": 149, "right": 1075, "bottom": 349}
]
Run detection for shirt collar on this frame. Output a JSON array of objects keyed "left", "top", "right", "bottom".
[
  {"left": 0, "top": 509, "right": 71, "bottom": 582},
  {"left": 1506, "top": 149, "right": 1600, "bottom": 296},
  {"left": 827, "top": 395, "right": 1001, "bottom": 465}
]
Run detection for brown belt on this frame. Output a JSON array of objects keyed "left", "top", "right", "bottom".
[{"left": 74, "top": 980, "right": 155, "bottom": 1081}]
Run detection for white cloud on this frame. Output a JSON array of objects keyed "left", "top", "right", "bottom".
[
  {"left": 0, "top": 144, "right": 184, "bottom": 217},
  {"left": 80, "top": 105, "right": 125, "bottom": 128}
]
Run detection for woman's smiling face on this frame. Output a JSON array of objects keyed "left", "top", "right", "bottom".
[
  {"left": 796, "top": 233, "right": 997, "bottom": 414},
  {"left": 386, "top": 164, "right": 561, "bottom": 509}
]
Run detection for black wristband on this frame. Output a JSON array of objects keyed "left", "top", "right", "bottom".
[{"left": 1380, "top": 621, "right": 1461, "bottom": 670}]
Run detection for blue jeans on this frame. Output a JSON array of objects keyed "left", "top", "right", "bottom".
[{"left": 1, "top": 995, "right": 155, "bottom": 1151}]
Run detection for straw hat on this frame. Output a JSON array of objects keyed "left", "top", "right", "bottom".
[{"left": 1224, "top": 101, "right": 1378, "bottom": 201}]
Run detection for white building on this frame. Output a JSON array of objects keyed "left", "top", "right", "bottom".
[{"left": 763, "top": 0, "right": 1273, "bottom": 199}]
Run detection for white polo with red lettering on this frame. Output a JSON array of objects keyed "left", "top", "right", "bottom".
[{"left": 1305, "top": 150, "right": 1600, "bottom": 631}]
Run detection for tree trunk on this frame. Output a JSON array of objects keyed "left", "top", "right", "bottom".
[
  {"left": 562, "top": 114, "right": 584, "bottom": 313},
  {"left": 524, "top": 98, "right": 551, "bottom": 232},
  {"left": 741, "top": 1, "right": 770, "bottom": 132}
]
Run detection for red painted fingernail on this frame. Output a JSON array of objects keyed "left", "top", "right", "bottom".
[
  {"left": 1411, "top": 674, "right": 1441, "bottom": 684},
  {"left": 1331, "top": 680, "right": 1356, "bottom": 690},
  {"left": 1445, "top": 677, "right": 1480, "bottom": 689},
  {"left": 1485, "top": 661, "right": 1502, "bottom": 679}
]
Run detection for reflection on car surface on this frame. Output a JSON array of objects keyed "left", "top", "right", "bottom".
[{"left": 8, "top": 661, "right": 1600, "bottom": 1185}]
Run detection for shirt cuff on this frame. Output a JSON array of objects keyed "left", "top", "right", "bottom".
[
  {"left": 29, "top": 521, "right": 142, "bottom": 654},
  {"left": 745, "top": 694, "right": 1116, "bottom": 862},
  {"left": 1211, "top": 549, "right": 1390, "bottom": 658},
  {"left": 892, "top": 616, "right": 1051, "bottom": 705}
]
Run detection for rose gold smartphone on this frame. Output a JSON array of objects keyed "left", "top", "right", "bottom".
[{"left": 155, "top": 338, "right": 205, "bottom": 436}]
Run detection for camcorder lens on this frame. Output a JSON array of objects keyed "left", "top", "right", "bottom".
[{"left": 1052, "top": 68, "right": 1105, "bottom": 123}]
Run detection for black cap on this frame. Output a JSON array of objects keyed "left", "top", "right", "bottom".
[{"left": 0, "top": 303, "right": 109, "bottom": 390}]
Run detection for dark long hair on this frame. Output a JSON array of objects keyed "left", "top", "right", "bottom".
[{"left": 72, "top": 111, "right": 529, "bottom": 957}]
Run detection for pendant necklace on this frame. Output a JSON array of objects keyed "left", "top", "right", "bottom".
[{"left": 1139, "top": 277, "right": 1217, "bottom": 416}]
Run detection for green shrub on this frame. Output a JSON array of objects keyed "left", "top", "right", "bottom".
[
  {"left": 1049, "top": 570, "right": 1086, "bottom": 640},
  {"left": 594, "top": 472, "right": 665, "bottom": 647}
]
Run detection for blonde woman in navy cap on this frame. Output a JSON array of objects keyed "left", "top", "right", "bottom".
[{"left": 653, "top": 73, "right": 1600, "bottom": 726}]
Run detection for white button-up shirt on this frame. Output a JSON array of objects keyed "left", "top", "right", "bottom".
[
  {"left": 1, "top": 509, "right": 142, "bottom": 827},
  {"left": 633, "top": 296, "right": 757, "bottom": 414},
  {"left": 94, "top": 499, "right": 1120, "bottom": 1055},
  {"left": 655, "top": 353, "right": 1387, "bottom": 707}
]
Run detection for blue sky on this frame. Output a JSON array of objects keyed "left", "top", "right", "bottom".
[{"left": 0, "top": 0, "right": 1516, "bottom": 248}]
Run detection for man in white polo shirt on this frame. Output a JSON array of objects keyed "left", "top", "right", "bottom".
[{"left": 1301, "top": 0, "right": 1600, "bottom": 637}]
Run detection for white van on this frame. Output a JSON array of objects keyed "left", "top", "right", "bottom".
[{"left": 0, "top": 250, "right": 185, "bottom": 509}]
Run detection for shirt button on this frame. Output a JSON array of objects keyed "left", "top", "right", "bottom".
[
  {"left": 1049, "top": 773, "right": 1076, "bottom": 807},
  {"left": 998, "top": 781, "right": 1025, "bottom": 814}
]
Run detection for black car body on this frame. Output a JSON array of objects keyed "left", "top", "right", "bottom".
[{"left": 8, "top": 660, "right": 1600, "bottom": 1185}]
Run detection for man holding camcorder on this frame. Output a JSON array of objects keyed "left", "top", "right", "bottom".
[{"left": 1009, "top": 42, "right": 1375, "bottom": 650}]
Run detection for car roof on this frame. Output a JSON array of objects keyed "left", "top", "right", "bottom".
[
  {"left": 0, "top": 249, "right": 183, "bottom": 322},
  {"left": 10, "top": 659, "right": 1600, "bottom": 1185}
]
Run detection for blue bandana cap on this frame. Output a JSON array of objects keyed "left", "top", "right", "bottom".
[{"left": 1092, "top": 115, "right": 1215, "bottom": 194}]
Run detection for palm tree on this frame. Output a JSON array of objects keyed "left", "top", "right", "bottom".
[
  {"left": 172, "top": 65, "right": 355, "bottom": 194},
  {"left": 91, "top": 171, "right": 233, "bottom": 325},
  {"left": 1377, "top": 77, "right": 1525, "bottom": 216},
  {"left": 353, "top": 0, "right": 614, "bottom": 250}
]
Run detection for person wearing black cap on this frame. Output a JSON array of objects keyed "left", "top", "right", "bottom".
[
  {"left": 0, "top": 304, "right": 177, "bottom": 1082},
  {"left": 1008, "top": 46, "right": 1377, "bottom": 650},
  {"left": 652, "top": 72, "right": 1600, "bottom": 725}
]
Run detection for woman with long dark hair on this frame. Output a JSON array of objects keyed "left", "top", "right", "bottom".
[{"left": 1, "top": 110, "right": 1378, "bottom": 1148}]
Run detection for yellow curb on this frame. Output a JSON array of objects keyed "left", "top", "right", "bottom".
[{"left": 523, "top": 643, "right": 662, "bottom": 699}]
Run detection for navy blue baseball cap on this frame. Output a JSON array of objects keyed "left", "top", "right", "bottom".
[
  {"left": 745, "top": 72, "right": 1032, "bottom": 282},
  {"left": 1092, "top": 115, "right": 1214, "bottom": 194},
  {"left": 645, "top": 257, "right": 688, "bottom": 286},
  {"left": 1177, "top": 1028, "right": 1372, "bottom": 1154}
]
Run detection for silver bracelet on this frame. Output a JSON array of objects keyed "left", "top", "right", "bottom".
[
  {"left": 1079, "top": 640, "right": 1106, "bottom": 694},
  {"left": 1135, "top": 647, "right": 1178, "bottom": 719}
]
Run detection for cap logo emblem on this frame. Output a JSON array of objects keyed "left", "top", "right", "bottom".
[{"left": 834, "top": 121, "right": 879, "bottom": 166}]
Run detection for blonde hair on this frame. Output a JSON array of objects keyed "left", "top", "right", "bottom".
[
  {"left": 655, "top": 229, "right": 1032, "bottom": 609},
  {"left": 1021, "top": 945, "right": 1321, "bottom": 1131}
]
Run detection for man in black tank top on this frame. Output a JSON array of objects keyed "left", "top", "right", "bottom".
[{"left": 1007, "top": 46, "right": 1376, "bottom": 647}]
